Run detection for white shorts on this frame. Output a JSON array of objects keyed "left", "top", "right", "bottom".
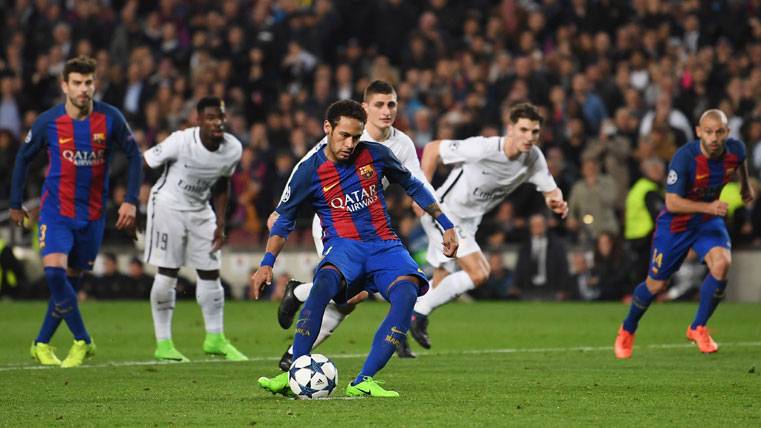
[
  {"left": 144, "top": 198, "right": 221, "bottom": 270},
  {"left": 422, "top": 213, "right": 481, "bottom": 272},
  {"left": 311, "top": 214, "right": 324, "bottom": 256}
]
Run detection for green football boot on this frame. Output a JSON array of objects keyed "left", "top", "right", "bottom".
[
  {"left": 61, "top": 339, "right": 96, "bottom": 368},
  {"left": 257, "top": 372, "right": 294, "bottom": 397},
  {"left": 30, "top": 342, "right": 62, "bottom": 366},
  {"left": 203, "top": 333, "right": 248, "bottom": 361},
  {"left": 345, "top": 377, "right": 399, "bottom": 398},
  {"left": 154, "top": 339, "right": 189, "bottom": 362}
]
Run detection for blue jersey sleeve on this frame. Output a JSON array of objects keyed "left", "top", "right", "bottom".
[
  {"left": 271, "top": 161, "right": 314, "bottom": 239},
  {"left": 110, "top": 108, "right": 143, "bottom": 205},
  {"left": 665, "top": 147, "right": 691, "bottom": 196},
  {"left": 376, "top": 144, "right": 437, "bottom": 209},
  {"left": 727, "top": 138, "right": 746, "bottom": 163},
  {"left": 9, "top": 119, "right": 48, "bottom": 209}
]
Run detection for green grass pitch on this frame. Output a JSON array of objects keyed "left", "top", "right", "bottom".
[{"left": 1, "top": 300, "right": 760, "bottom": 426}]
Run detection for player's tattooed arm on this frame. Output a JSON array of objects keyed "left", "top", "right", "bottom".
[
  {"left": 422, "top": 202, "right": 459, "bottom": 258},
  {"left": 421, "top": 201, "right": 444, "bottom": 219}
]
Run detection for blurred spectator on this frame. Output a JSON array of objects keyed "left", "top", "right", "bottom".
[
  {"left": 0, "top": 74, "right": 22, "bottom": 137},
  {"left": 479, "top": 200, "right": 525, "bottom": 246},
  {"left": 567, "top": 155, "right": 620, "bottom": 245},
  {"left": 624, "top": 157, "right": 665, "bottom": 283},
  {"left": 0, "top": 237, "right": 26, "bottom": 299},
  {"left": 583, "top": 118, "right": 633, "bottom": 210},
  {"left": 469, "top": 252, "right": 516, "bottom": 300},
  {"left": 571, "top": 73, "right": 608, "bottom": 135},
  {"left": 126, "top": 257, "right": 153, "bottom": 299},
  {"left": 590, "top": 232, "right": 630, "bottom": 301},
  {"left": 513, "top": 214, "right": 571, "bottom": 301},
  {"left": 569, "top": 250, "right": 596, "bottom": 301},
  {"left": 639, "top": 94, "right": 693, "bottom": 143},
  {"left": 0, "top": 130, "right": 19, "bottom": 201},
  {"left": 103, "top": 184, "right": 137, "bottom": 246},
  {"left": 0, "top": 0, "right": 758, "bottom": 251},
  {"left": 83, "top": 253, "right": 134, "bottom": 299}
]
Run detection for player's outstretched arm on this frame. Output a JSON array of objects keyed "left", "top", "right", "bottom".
[
  {"left": 543, "top": 188, "right": 569, "bottom": 219},
  {"left": 420, "top": 140, "right": 443, "bottom": 183},
  {"left": 665, "top": 193, "right": 727, "bottom": 216},
  {"left": 251, "top": 235, "right": 287, "bottom": 300},
  {"left": 420, "top": 202, "right": 459, "bottom": 258},
  {"left": 266, "top": 212, "right": 279, "bottom": 231},
  {"left": 10, "top": 125, "right": 46, "bottom": 227},
  {"left": 113, "top": 111, "right": 143, "bottom": 229},
  {"left": 116, "top": 203, "right": 137, "bottom": 230},
  {"left": 738, "top": 161, "right": 756, "bottom": 204},
  {"left": 211, "top": 177, "right": 232, "bottom": 251}
]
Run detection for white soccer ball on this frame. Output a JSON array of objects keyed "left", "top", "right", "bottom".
[{"left": 288, "top": 353, "right": 338, "bottom": 399}]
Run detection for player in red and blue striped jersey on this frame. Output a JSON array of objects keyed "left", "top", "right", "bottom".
[
  {"left": 9, "top": 56, "right": 142, "bottom": 368},
  {"left": 253, "top": 100, "right": 458, "bottom": 398},
  {"left": 614, "top": 109, "right": 755, "bottom": 359}
]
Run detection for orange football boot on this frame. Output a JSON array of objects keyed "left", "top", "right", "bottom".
[
  {"left": 614, "top": 325, "right": 635, "bottom": 359},
  {"left": 686, "top": 325, "right": 718, "bottom": 353}
]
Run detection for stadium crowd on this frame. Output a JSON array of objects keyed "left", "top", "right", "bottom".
[{"left": 1, "top": 0, "right": 761, "bottom": 301}]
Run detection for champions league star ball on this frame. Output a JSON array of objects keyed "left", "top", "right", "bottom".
[{"left": 288, "top": 354, "right": 338, "bottom": 399}]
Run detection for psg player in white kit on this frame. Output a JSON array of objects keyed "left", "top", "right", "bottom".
[
  {"left": 271, "top": 81, "right": 437, "bottom": 368},
  {"left": 143, "top": 97, "right": 247, "bottom": 362},
  {"left": 410, "top": 102, "right": 569, "bottom": 349}
]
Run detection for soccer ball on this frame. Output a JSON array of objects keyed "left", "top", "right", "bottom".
[{"left": 288, "top": 354, "right": 338, "bottom": 399}]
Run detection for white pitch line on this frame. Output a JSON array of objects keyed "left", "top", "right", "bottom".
[{"left": 2, "top": 341, "right": 761, "bottom": 372}]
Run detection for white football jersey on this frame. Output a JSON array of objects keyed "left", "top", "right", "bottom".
[
  {"left": 144, "top": 127, "right": 242, "bottom": 211},
  {"left": 361, "top": 127, "right": 435, "bottom": 194},
  {"left": 436, "top": 136, "right": 557, "bottom": 219}
]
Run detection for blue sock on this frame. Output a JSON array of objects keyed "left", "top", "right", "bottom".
[
  {"left": 353, "top": 281, "right": 417, "bottom": 385},
  {"left": 622, "top": 281, "right": 655, "bottom": 333},
  {"left": 43, "top": 268, "right": 90, "bottom": 343},
  {"left": 36, "top": 275, "right": 82, "bottom": 344},
  {"left": 691, "top": 274, "right": 727, "bottom": 329},
  {"left": 292, "top": 268, "right": 342, "bottom": 360}
]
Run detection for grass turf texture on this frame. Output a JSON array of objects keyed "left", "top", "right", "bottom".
[{"left": 1, "top": 300, "right": 760, "bottom": 426}]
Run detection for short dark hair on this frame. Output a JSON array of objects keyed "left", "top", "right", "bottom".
[
  {"left": 508, "top": 102, "right": 543, "bottom": 125},
  {"left": 196, "top": 96, "right": 225, "bottom": 114},
  {"left": 363, "top": 80, "right": 396, "bottom": 102},
  {"left": 62, "top": 56, "right": 97, "bottom": 82},
  {"left": 325, "top": 99, "right": 366, "bottom": 128}
]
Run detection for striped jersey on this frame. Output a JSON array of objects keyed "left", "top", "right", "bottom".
[
  {"left": 10, "top": 101, "right": 142, "bottom": 221},
  {"left": 660, "top": 138, "right": 746, "bottom": 232},
  {"left": 271, "top": 141, "right": 437, "bottom": 242}
]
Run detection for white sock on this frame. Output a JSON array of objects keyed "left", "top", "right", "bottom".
[
  {"left": 313, "top": 302, "right": 346, "bottom": 348},
  {"left": 294, "top": 281, "right": 313, "bottom": 302},
  {"left": 150, "top": 273, "right": 177, "bottom": 341},
  {"left": 196, "top": 278, "right": 224, "bottom": 334},
  {"left": 414, "top": 271, "right": 475, "bottom": 316}
]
